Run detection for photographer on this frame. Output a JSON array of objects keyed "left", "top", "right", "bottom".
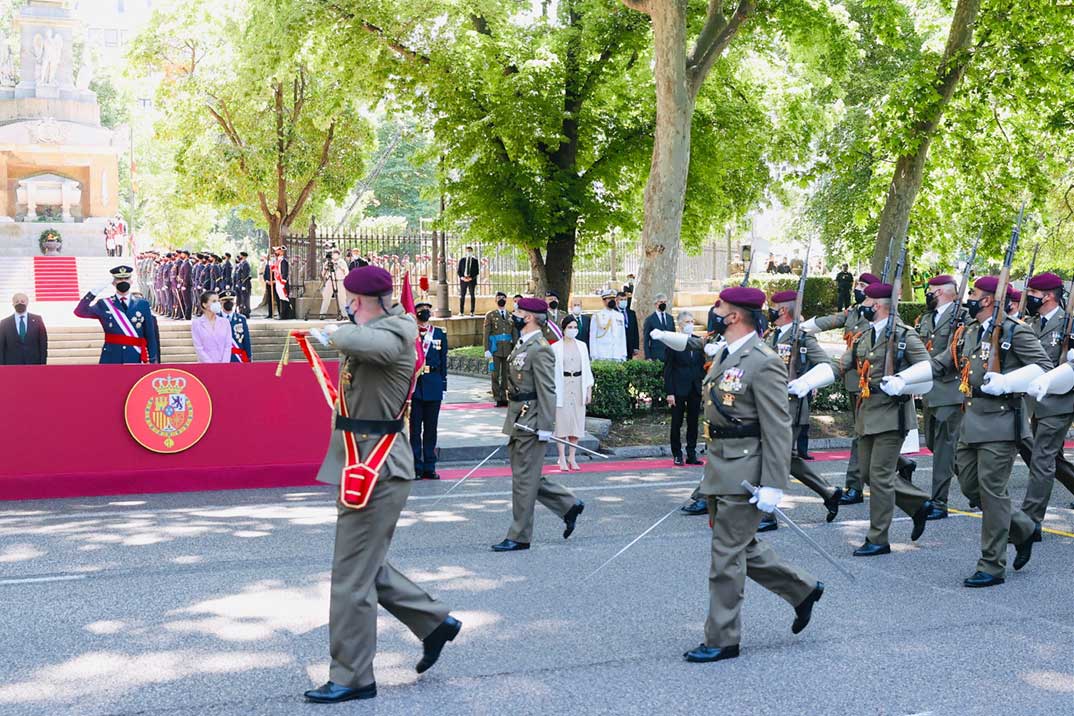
[{"left": 320, "top": 248, "right": 349, "bottom": 318}]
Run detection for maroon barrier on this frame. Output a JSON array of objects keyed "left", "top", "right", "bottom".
[{"left": 0, "top": 361, "right": 339, "bottom": 501}]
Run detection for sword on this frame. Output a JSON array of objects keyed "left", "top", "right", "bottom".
[
  {"left": 512, "top": 423, "right": 607, "bottom": 458},
  {"left": 583, "top": 504, "right": 681, "bottom": 581},
  {"left": 426, "top": 445, "right": 502, "bottom": 508},
  {"left": 740, "top": 481, "right": 856, "bottom": 581}
]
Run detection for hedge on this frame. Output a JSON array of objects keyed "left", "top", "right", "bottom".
[
  {"left": 746, "top": 276, "right": 839, "bottom": 319},
  {"left": 589, "top": 359, "right": 668, "bottom": 420}
]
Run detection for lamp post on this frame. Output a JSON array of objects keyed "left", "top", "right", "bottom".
[{"left": 434, "top": 190, "right": 450, "bottom": 317}]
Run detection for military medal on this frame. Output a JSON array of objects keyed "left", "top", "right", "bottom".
[
  {"left": 777, "top": 344, "right": 792, "bottom": 364},
  {"left": 722, "top": 393, "right": 735, "bottom": 407},
  {"left": 980, "top": 343, "right": 990, "bottom": 363}
]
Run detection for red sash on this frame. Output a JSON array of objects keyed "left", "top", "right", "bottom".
[
  {"left": 104, "top": 333, "right": 149, "bottom": 363},
  {"left": 230, "top": 346, "right": 250, "bottom": 363}
]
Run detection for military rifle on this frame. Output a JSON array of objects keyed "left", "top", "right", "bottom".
[
  {"left": 740, "top": 252, "right": 754, "bottom": 287},
  {"left": 1018, "top": 242, "right": 1040, "bottom": 315},
  {"left": 788, "top": 244, "right": 812, "bottom": 382},
  {"left": 883, "top": 238, "right": 908, "bottom": 377},
  {"left": 954, "top": 228, "right": 983, "bottom": 327},
  {"left": 986, "top": 202, "right": 1026, "bottom": 372},
  {"left": 880, "top": 238, "right": 895, "bottom": 283}
]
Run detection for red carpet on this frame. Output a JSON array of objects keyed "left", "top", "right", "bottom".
[{"left": 33, "top": 256, "right": 81, "bottom": 301}]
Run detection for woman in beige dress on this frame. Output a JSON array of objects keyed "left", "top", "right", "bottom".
[{"left": 552, "top": 315, "right": 594, "bottom": 471}]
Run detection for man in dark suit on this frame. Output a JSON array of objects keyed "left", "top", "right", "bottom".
[
  {"left": 222, "top": 253, "right": 234, "bottom": 293},
  {"left": 643, "top": 292, "right": 676, "bottom": 361},
  {"left": 617, "top": 290, "right": 639, "bottom": 359},
  {"left": 1, "top": 293, "right": 47, "bottom": 365},
  {"left": 569, "top": 297, "right": 590, "bottom": 346},
  {"left": 661, "top": 311, "right": 704, "bottom": 465},
  {"left": 347, "top": 248, "right": 368, "bottom": 271},
  {"left": 176, "top": 250, "right": 193, "bottom": 320},
  {"left": 411, "top": 302, "right": 448, "bottom": 480},
  {"left": 457, "top": 246, "right": 479, "bottom": 315},
  {"left": 235, "top": 252, "right": 252, "bottom": 316}
]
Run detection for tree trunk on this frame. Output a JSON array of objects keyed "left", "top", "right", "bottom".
[
  {"left": 527, "top": 248, "right": 547, "bottom": 296},
  {"left": 543, "top": 231, "right": 577, "bottom": 302},
  {"left": 869, "top": 0, "right": 981, "bottom": 274},
  {"left": 632, "top": 1, "right": 693, "bottom": 354}
]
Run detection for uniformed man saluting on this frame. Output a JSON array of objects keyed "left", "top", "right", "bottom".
[
  {"left": 684, "top": 286, "right": 823, "bottom": 664},
  {"left": 74, "top": 265, "right": 160, "bottom": 364},
  {"left": 492, "top": 297, "right": 584, "bottom": 552},
  {"left": 304, "top": 266, "right": 461, "bottom": 704}
]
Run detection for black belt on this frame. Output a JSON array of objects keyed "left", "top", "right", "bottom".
[
  {"left": 707, "top": 423, "right": 761, "bottom": 439},
  {"left": 970, "top": 388, "right": 1024, "bottom": 401},
  {"left": 509, "top": 392, "right": 537, "bottom": 401},
  {"left": 334, "top": 416, "right": 404, "bottom": 435},
  {"left": 563, "top": 371, "right": 582, "bottom": 377}
]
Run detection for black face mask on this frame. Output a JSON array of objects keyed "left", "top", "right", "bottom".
[
  {"left": 512, "top": 314, "right": 526, "bottom": 330},
  {"left": 417, "top": 309, "right": 431, "bottom": 322},
  {"left": 1025, "top": 295, "right": 1044, "bottom": 316},
  {"left": 657, "top": 302, "right": 667, "bottom": 312},
  {"left": 222, "top": 301, "right": 235, "bottom": 312},
  {"left": 710, "top": 314, "right": 728, "bottom": 336},
  {"left": 965, "top": 299, "right": 983, "bottom": 319},
  {"left": 496, "top": 298, "right": 506, "bottom": 308},
  {"left": 549, "top": 300, "right": 559, "bottom": 310},
  {"left": 853, "top": 288, "right": 866, "bottom": 304},
  {"left": 767, "top": 308, "right": 780, "bottom": 324},
  {"left": 116, "top": 281, "right": 131, "bottom": 293},
  {"left": 860, "top": 305, "right": 877, "bottom": 321},
  {"left": 924, "top": 292, "right": 938, "bottom": 311}
]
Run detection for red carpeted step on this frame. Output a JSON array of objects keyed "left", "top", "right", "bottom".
[{"left": 33, "top": 256, "right": 82, "bottom": 301}]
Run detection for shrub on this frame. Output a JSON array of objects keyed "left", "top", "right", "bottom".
[
  {"left": 899, "top": 302, "right": 927, "bottom": 327},
  {"left": 589, "top": 359, "right": 668, "bottom": 419}
]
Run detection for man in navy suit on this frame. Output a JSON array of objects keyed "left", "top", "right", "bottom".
[
  {"left": 0, "top": 293, "right": 48, "bottom": 365},
  {"left": 411, "top": 302, "right": 448, "bottom": 480},
  {"left": 219, "top": 290, "right": 252, "bottom": 362},
  {"left": 74, "top": 265, "right": 160, "bottom": 364},
  {"left": 643, "top": 292, "right": 676, "bottom": 361}
]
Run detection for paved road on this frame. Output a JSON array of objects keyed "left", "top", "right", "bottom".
[{"left": 2, "top": 455, "right": 1074, "bottom": 716}]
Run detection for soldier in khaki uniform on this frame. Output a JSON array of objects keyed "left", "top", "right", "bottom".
[
  {"left": 492, "top": 297, "right": 584, "bottom": 551},
  {"left": 840, "top": 282, "right": 933, "bottom": 557},
  {"left": 892, "top": 275, "right": 1051, "bottom": 587},
  {"left": 304, "top": 266, "right": 461, "bottom": 704},
  {"left": 683, "top": 287, "right": 822, "bottom": 664},
  {"left": 916, "top": 274, "right": 965, "bottom": 520},
  {"left": 483, "top": 291, "right": 517, "bottom": 407}
]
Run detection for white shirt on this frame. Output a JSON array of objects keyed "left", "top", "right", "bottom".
[
  {"left": 724, "top": 330, "right": 755, "bottom": 357},
  {"left": 589, "top": 308, "right": 626, "bottom": 361},
  {"left": 934, "top": 300, "right": 954, "bottom": 319},
  {"left": 1041, "top": 306, "right": 1060, "bottom": 324},
  {"left": 654, "top": 311, "right": 669, "bottom": 329}
]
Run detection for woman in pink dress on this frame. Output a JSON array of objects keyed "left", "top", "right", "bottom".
[{"left": 191, "top": 291, "right": 233, "bottom": 363}]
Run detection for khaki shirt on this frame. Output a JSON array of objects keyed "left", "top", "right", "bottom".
[
  {"left": 502, "top": 332, "right": 556, "bottom": 437},
  {"left": 916, "top": 303, "right": 963, "bottom": 408},
  {"left": 814, "top": 305, "right": 871, "bottom": 393},
  {"left": 1027, "top": 308, "right": 1073, "bottom": 418},
  {"left": 766, "top": 323, "right": 832, "bottom": 426},
  {"left": 483, "top": 308, "right": 517, "bottom": 357},
  {"left": 841, "top": 319, "right": 929, "bottom": 436}
]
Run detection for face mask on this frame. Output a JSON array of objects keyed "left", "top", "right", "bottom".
[
  {"left": 767, "top": 308, "right": 780, "bottom": 323},
  {"left": 222, "top": 300, "right": 235, "bottom": 312},
  {"left": 417, "top": 309, "right": 431, "bottom": 322},
  {"left": 565, "top": 327, "right": 579, "bottom": 339},
  {"left": 965, "top": 299, "right": 983, "bottom": 319},
  {"left": 657, "top": 302, "right": 668, "bottom": 312},
  {"left": 617, "top": 300, "right": 627, "bottom": 309},
  {"left": 853, "top": 288, "right": 866, "bottom": 304},
  {"left": 496, "top": 298, "right": 507, "bottom": 308},
  {"left": 681, "top": 323, "right": 694, "bottom": 334},
  {"left": 208, "top": 301, "right": 222, "bottom": 314},
  {"left": 606, "top": 300, "right": 616, "bottom": 309},
  {"left": 710, "top": 314, "right": 728, "bottom": 336},
  {"left": 512, "top": 314, "right": 526, "bottom": 330},
  {"left": 1025, "top": 295, "right": 1044, "bottom": 316},
  {"left": 860, "top": 305, "right": 876, "bottom": 322},
  {"left": 925, "top": 292, "right": 938, "bottom": 311},
  {"left": 572, "top": 306, "right": 582, "bottom": 314},
  {"left": 13, "top": 303, "right": 27, "bottom": 314},
  {"left": 549, "top": 300, "right": 559, "bottom": 310},
  {"left": 116, "top": 281, "right": 131, "bottom": 293}
]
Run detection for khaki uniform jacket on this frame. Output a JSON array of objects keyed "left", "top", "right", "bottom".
[
  {"left": 484, "top": 308, "right": 518, "bottom": 357},
  {"left": 700, "top": 333, "right": 791, "bottom": 496},
  {"left": 502, "top": 332, "right": 556, "bottom": 437},
  {"left": 841, "top": 319, "right": 929, "bottom": 436},
  {"left": 1027, "top": 308, "right": 1074, "bottom": 418},
  {"left": 316, "top": 306, "right": 419, "bottom": 485},
  {"left": 916, "top": 303, "right": 963, "bottom": 408},
  {"left": 814, "top": 305, "right": 871, "bottom": 393},
  {"left": 766, "top": 323, "right": 832, "bottom": 426},
  {"left": 931, "top": 317, "right": 1052, "bottom": 443}
]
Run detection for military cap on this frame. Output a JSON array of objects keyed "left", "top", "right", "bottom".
[
  {"left": 770, "top": 290, "right": 797, "bottom": 304},
  {"left": 974, "top": 276, "right": 1000, "bottom": 294},
  {"left": 1028, "top": 272, "right": 1063, "bottom": 291},
  {"left": 928, "top": 274, "right": 956, "bottom": 286},
  {"left": 517, "top": 297, "right": 548, "bottom": 313},
  {"left": 1006, "top": 287, "right": 1021, "bottom": 303},
  {"left": 858, "top": 272, "right": 880, "bottom": 285},
  {"left": 343, "top": 265, "right": 392, "bottom": 296},
  {"left": 718, "top": 286, "right": 765, "bottom": 309},
  {"left": 110, "top": 265, "right": 134, "bottom": 280},
  {"left": 414, "top": 301, "right": 433, "bottom": 310},
  {"left": 864, "top": 283, "right": 893, "bottom": 299},
  {"left": 495, "top": 291, "right": 507, "bottom": 298},
  {"left": 218, "top": 290, "right": 236, "bottom": 300}
]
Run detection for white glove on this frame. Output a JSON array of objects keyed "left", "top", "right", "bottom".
[
  {"left": 650, "top": 329, "right": 664, "bottom": 341},
  {"left": 903, "top": 380, "right": 934, "bottom": 395},
  {"left": 537, "top": 430, "right": 552, "bottom": 442},
  {"left": 800, "top": 317, "right": 819, "bottom": 333},
  {"left": 750, "top": 486, "right": 783, "bottom": 514},
  {"left": 791, "top": 363, "right": 835, "bottom": 395},
  {"left": 484, "top": 350, "right": 492, "bottom": 359},
  {"left": 92, "top": 284, "right": 111, "bottom": 296},
  {"left": 656, "top": 331, "right": 689, "bottom": 352},
  {"left": 788, "top": 378, "right": 811, "bottom": 398},
  {"left": 323, "top": 324, "right": 340, "bottom": 335},
  {"left": 989, "top": 363, "right": 1046, "bottom": 394},
  {"left": 1067, "top": 348, "right": 1074, "bottom": 363},
  {"left": 1028, "top": 363, "right": 1074, "bottom": 401},
  {"left": 880, "top": 375, "right": 905, "bottom": 397},
  {"left": 981, "top": 372, "right": 1007, "bottom": 396},
  {"left": 895, "top": 360, "right": 934, "bottom": 386},
  {"left": 704, "top": 342, "right": 720, "bottom": 357},
  {"left": 309, "top": 328, "right": 330, "bottom": 347}
]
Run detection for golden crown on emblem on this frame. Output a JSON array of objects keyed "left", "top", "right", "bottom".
[{"left": 152, "top": 375, "right": 187, "bottom": 395}]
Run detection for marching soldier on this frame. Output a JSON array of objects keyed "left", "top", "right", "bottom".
[
  {"left": 411, "top": 302, "right": 448, "bottom": 480},
  {"left": 683, "top": 286, "right": 822, "bottom": 664},
  {"left": 917, "top": 275, "right": 964, "bottom": 520},
  {"left": 304, "top": 265, "right": 460, "bottom": 703},
  {"left": 492, "top": 297, "right": 584, "bottom": 552},
  {"left": 890, "top": 276, "right": 1050, "bottom": 586},
  {"left": 219, "top": 290, "right": 251, "bottom": 362},
  {"left": 840, "top": 282, "right": 933, "bottom": 557},
  {"left": 74, "top": 266, "right": 160, "bottom": 364},
  {"left": 483, "top": 291, "right": 516, "bottom": 407}
]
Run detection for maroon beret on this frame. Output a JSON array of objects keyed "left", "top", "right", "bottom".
[
  {"left": 928, "top": 274, "right": 956, "bottom": 286},
  {"left": 770, "top": 290, "right": 797, "bottom": 304},
  {"left": 864, "top": 283, "right": 892, "bottom": 299},
  {"left": 1006, "top": 287, "right": 1021, "bottom": 302},
  {"left": 517, "top": 297, "right": 548, "bottom": 313},
  {"left": 974, "top": 276, "right": 999, "bottom": 294},
  {"left": 858, "top": 272, "right": 880, "bottom": 285},
  {"left": 718, "top": 286, "right": 766, "bottom": 310},
  {"left": 343, "top": 265, "right": 393, "bottom": 296},
  {"left": 1028, "top": 272, "right": 1063, "bottom": 291}
]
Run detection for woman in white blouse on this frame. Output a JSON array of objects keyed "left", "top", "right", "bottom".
[{"left": 552, "top": 315, "right": 595, "bottom": 471}]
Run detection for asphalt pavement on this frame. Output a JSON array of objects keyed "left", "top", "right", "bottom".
[{"left": 2, "top": 454, "right": 1074, "bottom": 716}]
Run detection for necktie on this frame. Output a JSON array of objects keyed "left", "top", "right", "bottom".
[
  {"left": 1041, "top": 316, "right": 1047, "bottom": 332},
  {"left": 18, "top": 315, "right": 26, "bottom": 340},
  {"left": 660, "top": 313, "right": 666, "bottom": 329},
  {"left": 720, "top": 347, "right": 729, "bottom": 364},
  {"left": 501, "top": 310, "right": 505, "bottom": 319},
  {"left": 120, "top": 297, "right": 127, "bottom": 310}
]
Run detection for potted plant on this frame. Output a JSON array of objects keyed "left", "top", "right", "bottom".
[{"left": 39, "top": 228, "right": 62, "bottom": 255}]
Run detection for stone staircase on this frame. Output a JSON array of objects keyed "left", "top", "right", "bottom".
[{"left": 0, "top": 257, "right": 35, "bottom": 301}]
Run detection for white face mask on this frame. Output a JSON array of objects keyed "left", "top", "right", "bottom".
[
  {"left": 617, "top": 300, "right": 627, "bottom": 309},
  {"left": 572, "top": 306, "right": 582, "bottom": 314},
  {"left": 681, "top": 323, "right": 694, "bottom": 334},
  {"left": 208, "top": 301, "right": 222, "bottom": 314},
  {"left": 565, "top": 327, "right": 579, "bottom": 339}
]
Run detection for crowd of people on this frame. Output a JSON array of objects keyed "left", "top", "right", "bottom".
[{"left": 135, "top": 249, "right": 257, "bottom": 321}]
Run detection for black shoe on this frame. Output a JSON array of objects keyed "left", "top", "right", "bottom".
[
  {"left": 1013, "top": 523, "right": 1042, "bottom": 571},
  {"left": 898, "top": 459, "right": 917, "bottom": 483},
  {"left": 680, "top": 498, "right": 708, "bottom": 516},
  {"left": 496, "top": 400, "right": 509, "bottom": 407},
  {"left": 911, "top": 501, "right": 931, "bottom": 541},
  {"left": 685, "top": 455, "right": 702, "bottom": 465},
  {"left": 800, "top": 453, "right": 814, "bottom": 461},
  {"left": 926, "top": 506, "right": 948, "bottom": 521},
  {"left": 563, "top": 501, "right": 585, "bottom": 539},
  {"left": 757, "top": 516, "right": 778, "bottom": 532},
  {"left": 491, "top": 539, "right": 530, "bottom": 552},
  {"left": 304, "top": 682, "right": 377, "bottom": 703},
  {"left": 853, "top": 541, "right": 891, "bottom": 557},
  {"left": 963, "top": 570, "right": 1005, "bottom": 588},
  {"left": 417, "top": 616, "right": 462, "bottom": 674},
  {"left": 839, "top": 488, "right": 864, "bottom": 505},
  {"left": 673, "top": 455, "right": 685, "bottom": 466},
  {"left": 823, "top": 488, "right": 842, "bottom": 523},
  {"left": 792, "top": 582, "right": 824, "bottom": 634},
  {"left": 422, "top": 471, "right": 441, "bottom": 481},
  {"left": 684, "top": 643, "right": 740, "bottom": 663}
]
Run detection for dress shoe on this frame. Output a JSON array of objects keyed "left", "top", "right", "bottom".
[
  {"left": 685, "top": 455, "right": 702, "bottom": 465},
  {"left": 963, "top": 570, "right": 1004, "bottom": 588},
  {"left": 839, "top": 488, "right": 864, "bottom": 505},
  {"left": 491, "top": 539, "right": 530, "bottom": 552},
  {"left": 898, "top": 459, "right": 917, "bottom": 483},
  {"left": 563, "top": 501, "right": 585, "bottom": 539},
  {"left": 853, "top": 541, "right": 891, "bottom": 557},
  {"left": 910, "top": 501, "right": 931, "bottom": 541},
  {"left": 680, "top": 498, "right": 708, "bottom": 516},
  {"left": 757, "top": 516, "right": 778, "bottom": 532},
  {"left": 823, "top": 488, "right": 842, "bottom": 523},
  {"left": 800, "top": 453, "right": 814, "bottom": 460},
  {"left": 421, "top": 471, "right": 441, "bottom": 481},
  {"left": 1013, "top": 523, "right": 1042, "bottom": 571},
  {"left": 673, "top": 455, "right": 685, "bottom": 466},
  {"left": 925, "top": 506, "right": 948, "bottom": 521},
  {"left": 684, "top": 643, "right": 740, "bottom": 663},
  {"left": 792, "top": 581, "right": 824, "bottom": 634},
  {"left": 304, "top": 681, "right": 376, "bottom": 703},
  {"left": 496, "top": 400, "right": 509, "bottom": 407},
  {"left": 417, "top": 615, "right": 462, "bottom": 673}
]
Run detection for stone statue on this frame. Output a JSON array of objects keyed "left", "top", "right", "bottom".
[
  {"left": 32, "top": 33, "right": 46, "bottom": 84},
  {"left": 33, "top": 30, "right": 62, "bottom": 86}
]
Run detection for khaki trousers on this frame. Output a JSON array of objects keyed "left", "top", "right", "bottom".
[
  {"left": 859, "top": 431, "right": 929, "bottom": 545},
  {"left": 791, "top": 455, "right": 837, "bottom": 501},
  {"left": 924, "top": 403, "right": 963, "bottom": 509},
  {"left": 490, "top": 355, "right": 511, "bottom": 403},
  {"left": 1010, "top": 413, "right": 1074, "bottom": 544},
  {"left": 507, "top": 434, "right": 577, "bottom": 543},
  {"left": 957, "top": 439, "right": 1016, "bottom": 577}
]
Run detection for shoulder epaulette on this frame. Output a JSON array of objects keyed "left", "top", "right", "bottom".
[{"left": 756, "top": 342, "right": 778, "bottom": 358}]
